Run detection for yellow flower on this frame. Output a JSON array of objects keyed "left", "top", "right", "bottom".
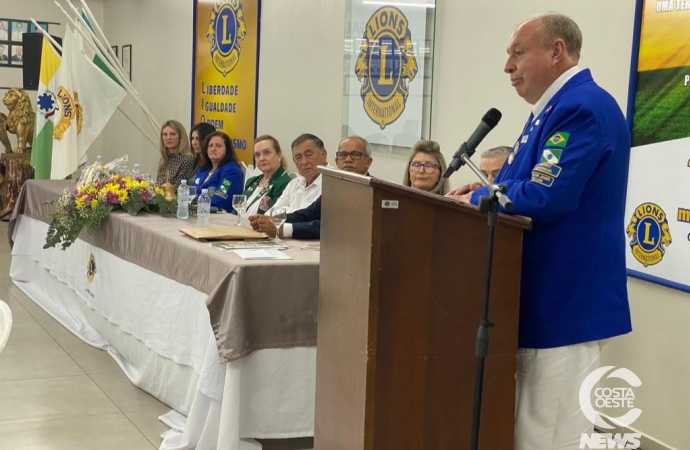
[
  {"left": 155, "top": 187, "right": 164, "bottom": 196},
  {"left": 90, "top": 199, "right": 99, "bottom": 208},
  {"left": 75, "top": 196, "right": 85, "bottom": 210}
]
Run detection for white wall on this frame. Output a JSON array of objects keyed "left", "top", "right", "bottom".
[
  {"left": 100, "top": 0, "right": 193, "bottom": 176},
  {"left": 0, "top": 0, "right": 104, "bottom": 156}
]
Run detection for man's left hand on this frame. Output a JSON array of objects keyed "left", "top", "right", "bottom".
[{"left": 249, "top": 215, "right": 278, "bottom": 238}]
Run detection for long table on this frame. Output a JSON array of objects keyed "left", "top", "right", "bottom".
[{"left": 8, "top": 180, "right": 320, "bottom": 450}]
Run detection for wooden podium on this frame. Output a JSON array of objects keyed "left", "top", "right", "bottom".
[{"left": 314, "top": 167, "right": 531, "bottom": 450}]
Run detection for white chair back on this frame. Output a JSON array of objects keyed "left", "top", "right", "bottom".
[{"left": 0, "top": 300, "right": 12, "bottom": 354}]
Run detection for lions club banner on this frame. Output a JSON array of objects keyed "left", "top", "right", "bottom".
[
  {"left": 626, "top": 0, "right": 690, "bottom": 292},
  {"left": 193, "top": 0, "right": 260, "bottom": 165},
  {"left": 346, "top": 3, "right": 427, "bottom": 148}
]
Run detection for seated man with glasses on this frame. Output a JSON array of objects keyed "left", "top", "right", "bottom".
[
  {"left": 249, "top": 136, "right": 373, "bottom": 239},
  {"left": 444, "top": 145, "right": 511, "bottom": 201},
  {"left": 402, "top": 140, "right": 450, "bottom": 195}
]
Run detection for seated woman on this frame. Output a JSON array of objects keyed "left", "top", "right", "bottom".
[
  {"left": 156, "top": 120, "right": 195, "bottom": 190},
  {"left": 241, "top": 135, "right": 292, "bottom": 216},
  {"left": 402, "top": 140, "right": 450, "bottom": 195},
  {"left": 188, "top": 122, "right": 216, "bottom": 184},
  {"left": 192, "top": 131, "right": 244, "bottom": 212}
]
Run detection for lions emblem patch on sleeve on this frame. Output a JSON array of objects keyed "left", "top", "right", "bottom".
[
  {"left": 355, "top": 6, "right": 418, "bottom": 129},
  {"left": 626, "top": 202, "right": 672, "bottom": 267}
]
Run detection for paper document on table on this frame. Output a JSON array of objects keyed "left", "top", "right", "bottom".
[{"left": 232, "top": 249, "right": 293, "bottom": 260}]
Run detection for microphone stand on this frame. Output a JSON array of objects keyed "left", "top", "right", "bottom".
[{"left": 457, "top": 154, "right": 513, "bottom": 450}]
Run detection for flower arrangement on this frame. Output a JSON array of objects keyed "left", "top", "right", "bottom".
[{"left": 45, "top": 175, "right": 177, "bottom": 250}]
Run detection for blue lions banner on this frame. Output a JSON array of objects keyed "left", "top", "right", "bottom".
[
  {"left": 346, "top": 2, "right": 428, "bottom": 148},
  {"left": 192, "top": 0, "right": 260, "bottom": 165},
  {"left": 625, "top": 0, "right": 690, "bottom": 292}
]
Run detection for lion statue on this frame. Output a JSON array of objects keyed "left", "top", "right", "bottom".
[{"left": 0, "top": 88, "right": 35, "bottom": 154}]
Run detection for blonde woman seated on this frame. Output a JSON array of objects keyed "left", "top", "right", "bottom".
[
  {"left": 241, "top": 135, "right": 292, "bottom": 216},
  {"left": 156, "top": 119, "right": 195, "bottom": 190},
  {"left": 402, "top": 140, "right": 450, "bottom": 195}
]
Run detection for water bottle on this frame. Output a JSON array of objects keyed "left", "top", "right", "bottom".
[
  {"left": 197, "top": 188, "right": 211, "bottom": 227},
  {"left": 96, "top": 155, "right": 102, "bottom": 165},
  {"left": 132, "top": 163, "right": 140, "bottom": 177},
  {"left": 177, "top": 180, "right": 189, "bottom": 220}
]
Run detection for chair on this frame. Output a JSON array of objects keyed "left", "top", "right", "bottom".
[
  {"left": 0, "top": 300, "right": 12, "bottom": 354},
  {"left": 239, "top": 161, "right": 248, "bottom": 186}
]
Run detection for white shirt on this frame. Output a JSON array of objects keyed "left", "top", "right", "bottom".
[
  {"left": 268, "top": 173, "right": 322, "bottom": 214},
  {"left": 0, "top": 30, "right": 8, "bottom": 40},
  {"left": 268, "top": 166, "right": 332, "bottom": 238},
  {"left": 531, "top": 65, "right": 582, "bottom": 118},
  {"left": 11, "top": 31, "right": 23, "bottom": 42}
]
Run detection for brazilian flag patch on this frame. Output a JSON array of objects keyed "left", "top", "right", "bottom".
[{"left": 546, "top": 131, "right": 570, "bottom": 148}]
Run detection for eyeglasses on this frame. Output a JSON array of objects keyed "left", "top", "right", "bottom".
[
  {"left": 335, "top": 151, "right": 366, "bottom": 161},
  {"left": 409, "top": 161, "right": 440, "bottom": 173}
]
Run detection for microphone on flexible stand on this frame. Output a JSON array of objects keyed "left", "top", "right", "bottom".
[{"left": 443, "top": 108, "right": 503, "bottom": 179}]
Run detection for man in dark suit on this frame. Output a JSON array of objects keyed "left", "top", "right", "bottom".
[
  {"left": 0, "top": 45, "right": 8, "bottom": 62},
  {"left": 11, "top": 46, "right": 22, "bottom": 62},
  {"left": 249, "top": 135, "right": 372, "bottom": 239}
]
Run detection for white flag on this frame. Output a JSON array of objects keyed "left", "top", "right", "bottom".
[{"left": 50, "top": 26, "right": 126, "bottom": 179}]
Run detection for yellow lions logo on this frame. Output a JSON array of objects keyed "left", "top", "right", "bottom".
[
  {"left": 87, "top": 253, "right": 97, "bottom": 283},
  {"left": 207, "top": 0, "right": 247, "bottom": 76},
  {"left": 53, "top": 86, "right": 83, "bottom": 141},
  {"left": 626, "top": 202, "right": 672, "bottom": 267},
  {"left": 356, "top": 6, "right": 418, "bottom": 129}
]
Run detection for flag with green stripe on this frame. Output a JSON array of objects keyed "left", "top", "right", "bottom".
[
  {"left": 30, "top": 37, "right": 62, "bottom": 179},
  {"left": 80, "top": 9, "right": 122, "bottom": 86}
]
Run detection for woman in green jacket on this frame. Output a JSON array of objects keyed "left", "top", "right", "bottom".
[{"left": 241, "top": 135, "right": 292, "bottom": 215}]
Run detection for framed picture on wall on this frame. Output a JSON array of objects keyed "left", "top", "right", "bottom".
[
  {"left": 10, "top": 21, "right": 28, "bottom": 42},
  {"left": 111, "top": 45, "right": 118, "bottom": 59},
  {"left": 0, "top": 43, "right": 8, "bottom": 65},
  {"left": 30, "top": 22, "right": 49, "bottom": 33},
  {"left": 11, "top": 45, "right": 23, "bottom": 66},
  {"left": 122, "top": 44, "right": 131, "bottom": 80},
  {"left": 0, "top": 20, "right": 8, "bottom": 40}
]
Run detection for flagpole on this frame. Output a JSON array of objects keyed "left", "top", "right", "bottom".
[
  {"left": 58, "top": 1, "right": 161, "bottom": 135},
  {"left": 78, "top": 0, "right": 121, "bottom": 75},
  {"left": 30, "top": 18, "right": 158, "bottom": 150}
]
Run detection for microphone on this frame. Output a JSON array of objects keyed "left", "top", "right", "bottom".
[{"left": 443, "top": 108, "right": 502, "bottom": 178}]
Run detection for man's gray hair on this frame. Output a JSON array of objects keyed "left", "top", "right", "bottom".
[
  {"left": 536, "top": 13, "right": 583, "bottom": 60},
  {"left": 338, "top": 135, "right": 372, "bottom": 157},
  {"left": 481, "top": 146, "right": 511, "bottom": 160}
]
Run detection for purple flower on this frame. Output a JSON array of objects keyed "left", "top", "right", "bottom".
[{"left": 105, "top": 191, "right": 119, "bottom": 205}]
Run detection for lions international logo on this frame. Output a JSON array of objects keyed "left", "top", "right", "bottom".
[
  {"left": 53, "top": 86, "right": 83, "bottom": 141},
  {"left": 626, "top": 202, "right": 672, "bottom": 267},
  {"left": 207, "top": 0, "right": 247, "bottom": 76},
  {"left": 355, "top": 6, "right": 418, "bottom": 129},
  {"left": 87, "top": 253, "right": 97, "bottom": 283}
]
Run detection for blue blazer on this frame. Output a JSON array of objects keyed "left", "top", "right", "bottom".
[
  {"left": 287, "top": 196, "right": 321, "bottom": 239},
  {"left": 193, "top": 161, "right": 244, "bottom": 212},
  {"left": 471, "top": 69, "right": 632, "bottom": 349}
]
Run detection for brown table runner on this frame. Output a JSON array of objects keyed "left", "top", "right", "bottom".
[{"left": 8, "top": 180, "right": 319, "bottom": 362}]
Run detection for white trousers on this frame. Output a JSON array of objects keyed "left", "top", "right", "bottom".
[{"left": 514, "top": 341, "right": 604, "bottom": 450}]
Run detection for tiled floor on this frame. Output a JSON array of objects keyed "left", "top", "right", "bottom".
[
  {"left": 0, "top": 220, "right": 313, "bottom": 450},
  {"left": 0, "top": 222, "right": 168, "bottom": 449}
]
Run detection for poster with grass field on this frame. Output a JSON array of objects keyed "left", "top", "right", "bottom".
[{"left": 625, "top": 0, "right": 690, "bottom": 293}]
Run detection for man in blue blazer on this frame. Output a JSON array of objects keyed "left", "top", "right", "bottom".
[{"left": 448, "top": 13, "right": 632, "bottom": 449}]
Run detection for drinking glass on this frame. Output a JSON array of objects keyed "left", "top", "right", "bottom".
[
  {"left": 270, "top": 207, "right": 287, "bottom": 243},
  {"left": 187, "top": 186, "right": 197, "bottom": 214},
  {"left": 232, "top": 194, "right": 247, "bottom": 226}
]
